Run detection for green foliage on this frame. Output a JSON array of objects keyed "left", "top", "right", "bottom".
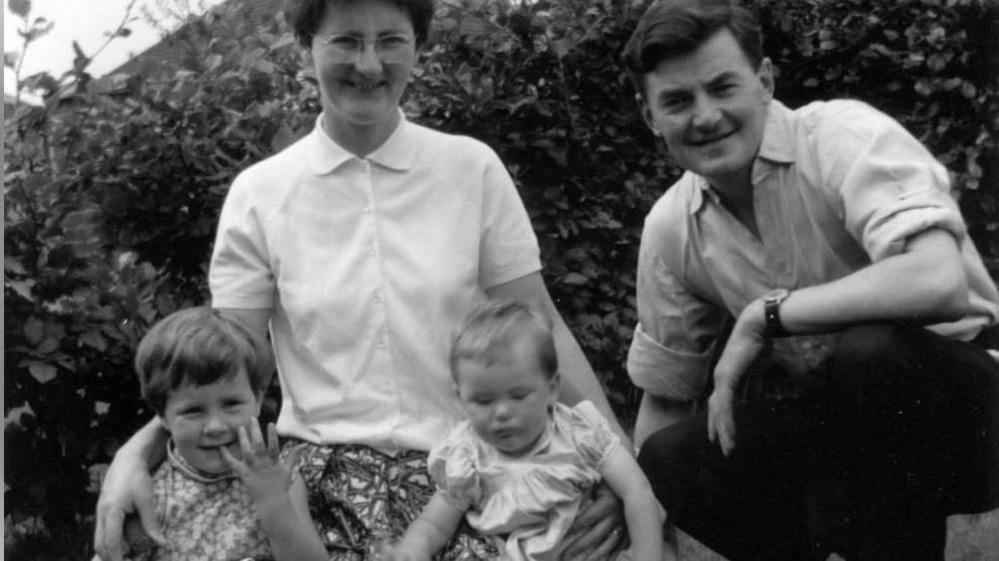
[{"left": 4, "top": 0, "right": 997, "bottom": 556}]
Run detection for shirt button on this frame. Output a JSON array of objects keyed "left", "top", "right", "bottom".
[{"left": 372, "top": 292, "right": 381, "bottom": 302}]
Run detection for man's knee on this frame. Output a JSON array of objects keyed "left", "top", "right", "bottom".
[
  {"left": 829, "top": 322, "right": 911, "bottom": 370},
  {"left": 824, "top": 322, "right": 921, "bottom": 398},
  {"left": 637, "top": 419, "right": 712, "bottom": 507},
  {"left": 638, "top": 426, "right": 685, "bottom": 484}
]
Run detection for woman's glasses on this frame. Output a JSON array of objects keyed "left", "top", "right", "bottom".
[{"left": 319, "top": 34, "right": 414, "bottom": 64}]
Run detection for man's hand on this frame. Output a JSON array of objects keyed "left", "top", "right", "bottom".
[
  {"left": 707, "top": 386, "right": 739, "bottom": 456},
  {"left": 93, "top": 454, "right": 164, "bottom": 561},
  {"left": 559, "top": 483, "right": 627, "bottom": 561},
  {"left": 707, "top": 298, "right": 768, "bottom": 456},
  {"left": 220, "top": 421, "right": 298, "bottom": 507}
]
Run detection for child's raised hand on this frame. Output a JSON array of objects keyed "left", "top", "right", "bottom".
[{"left": 219, "top": 420, "right": 297, "bottom": 506}]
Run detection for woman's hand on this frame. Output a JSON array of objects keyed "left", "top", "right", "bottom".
[
  {"left": 93, "top": 453, "right": 164, "bottom": 561},
  {"left": 558, "top": 483, "right": 627, "bottom": 561}
]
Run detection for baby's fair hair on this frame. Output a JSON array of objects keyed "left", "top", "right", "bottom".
[
  {"left": 450, "top": 299, "right": 558, "bottom": 382},
  {"left": 134, "top": 307, "right": 275, "bottom": 416}
]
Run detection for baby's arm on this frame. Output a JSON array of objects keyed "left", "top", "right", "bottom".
[
  {"left": 382, "top": 492, "right": 466, "bottom": 561},
  {"left": 220, "top": 422, "right": 327, "bottom": 561},
  {"left": 600, "top": 446, "right": 673, "bottom": 561}
]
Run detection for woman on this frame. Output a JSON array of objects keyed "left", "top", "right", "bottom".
[{"left": 93, "top": 1, "right": 629, "bottom": 560}]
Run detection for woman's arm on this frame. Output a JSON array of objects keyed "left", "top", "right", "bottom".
[
  {"left": 94, "top": 418, "right": 169, "bottom": 561},
  {"left": 599, "top": 446, "right": 669, "bottom": 561},
  {"left": 217, "top": 307, "right": 271, "bottom": 338}
]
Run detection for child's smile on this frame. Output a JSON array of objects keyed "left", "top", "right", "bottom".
[{"left": 158, "top": 368, "right": 263, "bottom": 474}]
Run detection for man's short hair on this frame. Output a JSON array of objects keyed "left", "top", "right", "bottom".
[
  {"left": 450, "top": 299, "right": 558, "bottom": 381},
  {"left": 134, "top": 307, "right": 275, "bottom": 415},
  {"left": 622, "top": 0, "right": 764, "bottom": 98},
  {"left": 285, "top": 0, "right": 435, "bottom": 49}
]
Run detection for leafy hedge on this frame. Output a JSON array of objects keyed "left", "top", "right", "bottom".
[{"left": 5, "top": 0, "right": 997, "bottom": 557}]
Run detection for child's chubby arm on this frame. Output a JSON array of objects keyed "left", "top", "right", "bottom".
[
  {"left": 220, "top": 421, "right": 327, "bottom": 561},
  {"left": 378, "top": 492, "right": 466, "bottom": 561},
  {"left": 600, "top": 445, "right": 676, "bottom": 561}
]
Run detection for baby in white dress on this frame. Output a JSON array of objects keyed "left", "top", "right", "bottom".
[{"left": 381, "top": 299, "right": 672, "bottom": 561}]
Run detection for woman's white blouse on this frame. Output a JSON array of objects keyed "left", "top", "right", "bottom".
[{"left": 209, "top": 114, "right": 541, "bottom": 452}]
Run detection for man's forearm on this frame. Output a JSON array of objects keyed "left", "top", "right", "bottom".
[{"left": 778, "top": 229, "right": 968, "bottom": 336}]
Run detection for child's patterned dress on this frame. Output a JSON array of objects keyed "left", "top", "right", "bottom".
[{"left": 129, "top": 441, "right": 273, "bottom": 561}]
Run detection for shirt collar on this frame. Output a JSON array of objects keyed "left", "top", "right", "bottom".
[
  {"left": 306, "top": 109, "right": 416, "bottom": 175},
  {"left": 688, "top": 99, "right": 795, "bottom": 215}
]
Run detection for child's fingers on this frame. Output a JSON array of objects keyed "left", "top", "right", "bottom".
[
  {"left": 249, "top": 419, "right": 266, "bottom": 450},
  {"left": 219, "top": 443, "right": 242, "bottom": 471},
  {"left": 237, "top": 425, "right": 253, "bottom": 458},
  {"left": 282, "top": 442, "right": 307, "bottom": 474},
  {"left": 266, "top": 422, "right": 280, "bottom": 455}
]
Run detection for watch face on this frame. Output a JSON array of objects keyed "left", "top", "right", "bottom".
[{"left": 765, "top": 288, "right": 789, "bottom": 304}]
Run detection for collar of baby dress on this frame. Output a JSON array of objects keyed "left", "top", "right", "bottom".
[{"left": 166, "top": 439, "right": 238, "bottom": 484}]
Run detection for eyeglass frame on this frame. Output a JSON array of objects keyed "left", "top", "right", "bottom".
[{"left": 317, "top": 33, "right": 416, "bottom": 64}]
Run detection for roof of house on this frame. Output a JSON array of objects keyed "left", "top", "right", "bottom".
[{"left": 107, "top": 0, "right": 286, "bottom": 78}]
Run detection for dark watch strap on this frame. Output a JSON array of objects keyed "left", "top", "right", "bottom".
[{"left": 763, "top": 289, "right": 790, "bottom": 338}]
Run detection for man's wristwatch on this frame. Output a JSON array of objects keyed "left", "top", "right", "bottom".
[{"left": 763, "top": 288, "right": 791, "bottom": 338}]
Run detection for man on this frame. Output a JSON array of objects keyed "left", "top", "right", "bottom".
[{"left": 621, "top": 1, "right": 999, "bottom": 560}]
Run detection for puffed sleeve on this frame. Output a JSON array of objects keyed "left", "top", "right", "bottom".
[
  {"left": 627, "top": 204, "right": 728, "bottom": 401},
  {"left": 476, "top": 144, "right": 542, "bottom": 288},
  {"left": 564, "top": 401, "right": 623, "bottom": 470},
  {"left": 427, "top": 425, "right": 482, "bottom": 512},
  {"left": 816, "top": 100, "right": 967, "bottom": 262},
  {"left": 209, "top": 169, "right": 275, "bottom": 310}
]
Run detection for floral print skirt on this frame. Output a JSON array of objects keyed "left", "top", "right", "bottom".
[{"left": 283, "top": 440, "right": 499, "bottom": 561}]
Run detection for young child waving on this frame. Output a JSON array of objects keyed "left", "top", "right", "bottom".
[
  {"left": 381, "top": 299, "right": 674, "bottom": 561},
  {"left": 125, "top": 307, "right": 326, "bottom": 561}
]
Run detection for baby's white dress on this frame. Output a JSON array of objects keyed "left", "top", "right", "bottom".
[{"left": 428, "top": 400, "right": 630, "bottom": 561}]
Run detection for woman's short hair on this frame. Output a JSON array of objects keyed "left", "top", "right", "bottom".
[
  {"left": 285, "top": 0, "right": 435, "bottom": 49},
  {"left": 450, "top": 299, "right": 558, "bottom": 381},
  {"left": 135, "top": 307, "right": 275, "bottom": 415},
  {"left": 622, "top": 0, "right": 763, "bottom": 98}
]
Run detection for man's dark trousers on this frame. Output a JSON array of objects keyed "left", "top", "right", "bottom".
[{"left": 638, "top": 322, "right": 999, "bottom": 561}]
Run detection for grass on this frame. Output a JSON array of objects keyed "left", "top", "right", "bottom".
[{"left": 677, "top": 508, "right": 999, "bottom": 561}]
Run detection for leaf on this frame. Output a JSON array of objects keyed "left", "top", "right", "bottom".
[
  {"left": 6, "top": 280, "right": 35, "bottom": 302},
  {"left": 80, "top": 330, "right": 108, "bottom": 352},
  {"left": 270, "top": 122, "right": 297, "bottom": 152},
  {"left": 563, "top": 272, "right": 589, "bottom": 285},
  {"left": 28, "top": 362, "right": 58, "bottom": 384},
  {"left": 23, "top": 316, "right": 44, "bottom": 345},
  {"left": 4, "top": 50, "right": 18, "bottom": 68},
  {"left": 8, "top": 0, "right": 30, "bottom": 19}
]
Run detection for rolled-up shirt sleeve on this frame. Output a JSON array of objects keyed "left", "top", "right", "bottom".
[
  {"left": 821, "top": 102, "right": 967, "bottom": 262},
  {"left": 627, "top": 235, "right": 727, "bottom": 401}
]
